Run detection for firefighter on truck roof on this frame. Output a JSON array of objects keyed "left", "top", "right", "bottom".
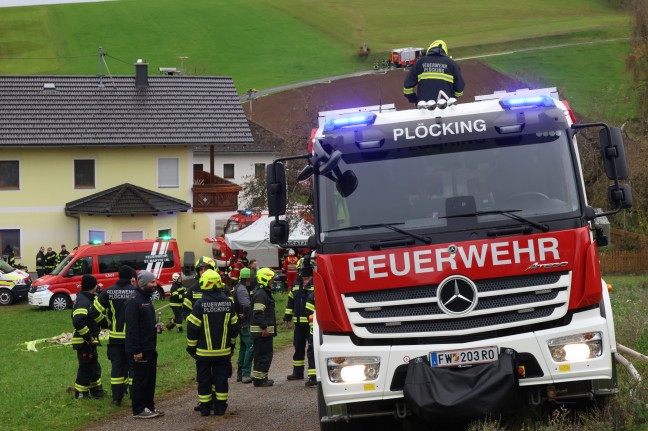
[{"left": 403, "top": 39, "right": 465, "bottom": 104}]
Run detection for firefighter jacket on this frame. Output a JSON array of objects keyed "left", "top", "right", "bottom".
[
  {"left": 124, "top": 287, "right": 157, "bottom": 354},
  {"left": 44, "top": 251, "right": 57, "bottom": 272},
  {"left": 403, "top": 47, "right": 465, "bottom": 103},
  {"left": 183, "top": 280, "right": 203, "bottom": 317},
  {"left": 305, "top": 290, "right": 315, "bottom": 335},
  {"left": 90, "top": 279, "right": 136, "bottom": 344},
  {"left": 234, "top": 282, "right": 252, "bottom": 328},
  {"left": 228, "top": 262, "right": 243, "bottom": 281},
  {"left": 283, "top": 278, "right": 314, "bottom": 325},
  {"left": 282, "top": 255, "right": 299, "bottom": 274},
  {"left": 57, "top": 249, "right": 70, "bottom": 264},
  {"left": 169, "top": 281, "right": 185, "bottom": 307},
  {"left": 251, "top": 286, "right": 276, "bottom": 337},
  {"left": 35, "top": 251, "right": 45, "bottom": 272},
  {"left": 72, "top": 291, "right": 101, "bottom": 349},
  {"left": 186, "top": 290, "right": 240, "bottom": 358}
]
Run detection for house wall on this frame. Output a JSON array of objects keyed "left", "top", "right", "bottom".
[{"left": 193, "top": 152, "right": 275, "bottom": 192}]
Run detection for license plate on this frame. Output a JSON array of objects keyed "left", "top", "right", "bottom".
[{"left": 430, "top": 346, "right": 498, "bottom": 367}]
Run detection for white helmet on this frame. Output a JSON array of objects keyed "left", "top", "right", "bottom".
[
  {"left": 288, "top": 249, "right": 295, "bottom": 256},
  {"left": 172, "top": 272, "right": 181, "bottom": 282}
]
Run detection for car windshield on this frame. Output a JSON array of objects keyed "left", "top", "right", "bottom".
[
  {"left": 51, "top": 255, "right": 73, "bottom": 276},
  {"left": 0, "top": 258, "right": 13, "bottom": 273},
  {"left": 318, "top": 133, "right": 580, "bottom": 241}
]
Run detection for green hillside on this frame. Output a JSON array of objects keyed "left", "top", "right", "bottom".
[{"left": 0, "top": 0, "right": 631, "bottom": 94}]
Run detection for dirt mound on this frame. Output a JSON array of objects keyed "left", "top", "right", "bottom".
[{"left": 243, "top": 60, "right": 528, "bottom": 138}]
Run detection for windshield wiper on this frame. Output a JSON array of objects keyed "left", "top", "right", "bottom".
[
  {"left": 326, "top": 223, "right": 432, "bottom": 244},
  {"left": 443, "top": 210, "right": 549, "bottom": 232}
]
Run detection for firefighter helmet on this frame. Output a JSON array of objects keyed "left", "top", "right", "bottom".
[
  {"left": 288, "top": 249, "right": 295, "bottom": 256},
  {"left": 256, "top": 267, "right": 275, "bottom": 288},
  {"left": 195, "top": 256, "right": 216, "bottom": 271},
  {"left": 172, "top": 272, "right": 181, "bottom": 282},
  {"left": 199, "top": 269, "right": 223, "bottom": 290},
  {"left": 428, "top": 40, "right": 448, "bottom": 55}
]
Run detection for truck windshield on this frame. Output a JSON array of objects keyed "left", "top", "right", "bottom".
[
  {"left": 224, "top": 220, "right": 240, "bottom": 235},
  {"left": 0, "top": 258, "right": 13, "bottom": 273},
  {"left": 318, "top": 133, "right": 580, "bottom": 241},
  {"left": 51, "top": 255, "right": 73, "bottom": 276}
]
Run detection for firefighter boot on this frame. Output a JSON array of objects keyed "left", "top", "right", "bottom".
[
  {"left": 74, "top": 390, "right": 89, "bottom": 399},
  {"left": 253, "top": 378, "right": 274, "bottom": 387},
  {"left": 287, "top": 367, "right": 304, "bottom": 380},
  {"left": 213, "top": 401, "right": 228, "bottom": 416},
  {"left": 305, "top": 376, "right": 318, "bottom": 387},
  {"left": 90, "top": 387, "right": 105, "bottom": 399},
  {"left": 236, "top": 368, "right": 243, "bottom": 382},
  {"left": 199, "top": 403, "right": 211, "bottom": 417}
]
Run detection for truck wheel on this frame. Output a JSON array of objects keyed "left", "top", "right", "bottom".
[
  {"left": 152, "top": 286, "right": 165, "bottom": 301},
  {"left": 318, "top": 386, "right": 351, "bottom": 431},
  {"left": 0, "top": 288, "right": 14, "bottom": 306},
  {"left": 50, "top": 293, "right": 71, "bottom": 311}
]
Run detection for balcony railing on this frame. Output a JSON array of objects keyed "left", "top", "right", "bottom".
[{"left": 191, "top": 171, "right": 241, "bottom": 212}]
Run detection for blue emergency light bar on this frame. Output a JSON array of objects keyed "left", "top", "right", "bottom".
[
  {"left": 323, "top": 112, "right": 377, "bottom": 132},
  {"left": 499, "top": 95, "right": 555, "bottom": 109}
]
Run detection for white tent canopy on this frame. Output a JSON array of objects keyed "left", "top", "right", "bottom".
[{"left": 225, "top": 216, "right": 313, "bottom": 267}]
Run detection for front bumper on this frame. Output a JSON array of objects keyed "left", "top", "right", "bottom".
[
  {"left": 317, "top": 307, "right": 615, "bottom": 407},
  {"left": 28, "top": 289, "right": 52, "bottom": 307},
  {"left": 12, "top": 284, "right": 29, "bottom": 302}
]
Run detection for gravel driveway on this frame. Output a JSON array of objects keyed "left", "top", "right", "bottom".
[{"left": 86, "top": 346, "right": 319, "bottom": 431}]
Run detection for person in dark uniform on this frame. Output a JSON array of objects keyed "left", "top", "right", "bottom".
[
  {"left": 3, "top": 245, "right": 16, "bottom": 268},
  {"left": 35, "top": 246, "right": 46, "bottom": 277},
  {"left": 169, "top": 272, "right": 185, "bottom": 332},
  {"left": 125, "top": 270, "right": 165, "bottom": 419},
  {"left": 57, "top": 244, "right": 70, "bottom": 264},
  {"left": 89, "top": 265, "right": 137, "bottom": 407},
  {"left": 71, "top": 275, "right": 105, "bottom": 399},
  {"left": 251, "top": 268, "right": 277, "bottom": 387},
  {"left": 44, "top": 247, "right": 57, "bottom": 274},
  {"left": 284, "top": 258, "right": 314, "bottom": 382},
  {"left": 403, "top": 40, "right": 465, "bottom": 104},
  {"left": 186, "top": 269, "right": 239, "bottom": 416},
  {"left": 304, "top": 286, "right": 317, "bottom": 387},
  {"left": 234, "top": 268, "right": 254, "bottom": 384}
]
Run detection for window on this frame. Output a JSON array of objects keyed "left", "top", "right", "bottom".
[
  {"left": 193, "top": 163, "right": 203, "bottom": 172},
  {"left": 74, "top": 159, "right": 96, "bottom": 189},
  {"left": 224, "top": 164, "right": 235, "bottom": 179},
  {"left": 98, "top": 251, "right": 175, "bottom": 273},
  {"left": 89, "top": 230, "right": 105, "bottom": 243},
  {"left": 0, "top": 229, "right": 21, "bottom": 259},
  {"left": 70, "top": 256, "right": 93, "bottom": 276},
  {"left": 255, "top": 163, "right": 266, "bottom": 178},
  {"left": 158, "top": 158, "right": 179, "bottom": 188},
  {"left": 0, "top": 160, "right": 19, "bottom": 190},
  {"left": 122, "top": 231, "right": 144, "bottom": 241}
]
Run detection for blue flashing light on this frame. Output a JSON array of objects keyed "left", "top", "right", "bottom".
[
  {"left": 244, "top": 209, "right": 253, "bottom": 216},
  {"left": 499, "top": 95, "right": 555, "bottom": 109},
  {"left": 324, "top": 112, "right": 377, "bottom": 132}
]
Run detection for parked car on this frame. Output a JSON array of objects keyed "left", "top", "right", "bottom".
[
  {"left": 0, "top": 258, "right": 31, "bottom": 306},
  {"left": 28, "top": 239, "right": 181, "bottom": 310}
]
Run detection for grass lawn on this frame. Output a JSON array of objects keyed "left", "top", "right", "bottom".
[
  {"left": 0, "top": 0, "right": 631, "bottom": 93},
  {"left": 0, "top": 291, "right": 292, "bottom": 431}
]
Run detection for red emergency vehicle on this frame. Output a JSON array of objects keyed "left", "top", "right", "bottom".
[
  {"left": 389, "top": 47, "right": 425, "bottom": 67},
  {"left": 206, "top": 210, "right": 262, "bottom": 269},
  {"left": 267, "top": 88, "right": 632, "bottom": 428}
]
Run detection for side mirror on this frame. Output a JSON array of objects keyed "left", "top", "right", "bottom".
[
  {"left": 335, "top": 170, "right": 358, "bottom": 198},
  {"left": 319, "top": 150, "right": 342, "bottom": 175},
  {"left": 607, "top": 184, "right": 632, "bottom": 209},
  {"left": 266, "top": 163, "right": 287, "bottom": 217},
  {"left": 599, "top": 127, "right": 629, "bottom": 180},
  {"left": 296, "top": 164, "right": 314, "bottom": 182},
  {"left": 269, "top": 220, "right": 289, "bottom": 245}
]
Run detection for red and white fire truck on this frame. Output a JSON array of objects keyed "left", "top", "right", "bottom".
[
  {"left": 205, "top": 210, "right": 261, "bottom": 269},
  {"left": 389, "top": 47, "right": 425, "bottom": 67},
  {"left": 267, "top": 88, "right": 632, "bottom": 428}
]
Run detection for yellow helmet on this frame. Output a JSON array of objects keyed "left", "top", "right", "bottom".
[
  {"left": 195, "top": 255, "right": 216, "bottom": 271},
  {"left": 256, "top": 267, "right": 275, "bottom": 288},
  {"left": 428, "top": 40, "right": 448, "bottom": 55},
  {"left": 199, "top": 269, "right": 223, "bottom": 290}
]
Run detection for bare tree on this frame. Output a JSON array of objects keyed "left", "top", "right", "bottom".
[{"left": 627, "top": 0, "right": 648, "bottom": 131}]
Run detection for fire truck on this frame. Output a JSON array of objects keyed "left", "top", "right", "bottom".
[
  {"left": 266, "top": 88, "right": 632, "bottom": 428},
  {"left": 389, "top": 47, "right": 425, "bottom": 68},
  {"left": 206, "top": 209, "right": 261, "bottom": 268}
]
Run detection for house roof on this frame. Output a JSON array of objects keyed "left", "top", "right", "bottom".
[
  {"left": 65, "top": 183, "right": 192, "bottom": 216},
  {"left": 0, "top": 74, "right": 254, "bottom": 147},
  {"left": 194, "top": 119, "right": 284, "bottom": 154}
]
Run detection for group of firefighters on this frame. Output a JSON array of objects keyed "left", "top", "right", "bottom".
[{"left": 71, "top": 249, "right": 318, "bottom": 419}]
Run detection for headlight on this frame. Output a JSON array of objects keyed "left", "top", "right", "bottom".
[
  {"left": 326, "top": 356, "right": 380, "bottom": 383},
  {"left": 548, "top": 332, "right": 603, "bottom": 362},
  {"left": 34, "top": 285, "right": 50, "bottom": 292},
  {"left": 14, "top": 279, "right": 26, "bottom": 286}
]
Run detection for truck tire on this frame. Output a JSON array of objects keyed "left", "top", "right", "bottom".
[
  {"left": 0, "top": 288, "right": 14, "bottom": 306},
  {"left": 318, "top": 386, "right": 351, "bottom": 431},
  {"left": 50, "top": 293, "right": 71, "bottom": 310}
]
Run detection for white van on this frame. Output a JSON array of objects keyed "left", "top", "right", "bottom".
[{"left": 0, "top": 258, "right": 31, "bottom": 305}]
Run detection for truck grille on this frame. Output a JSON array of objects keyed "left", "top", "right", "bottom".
[{"left": 344, "top": 272, "right": 570, "bottom": 338}]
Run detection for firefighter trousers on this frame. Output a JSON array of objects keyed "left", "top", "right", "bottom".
[
  {"left": 292, "top": 324, "right": 315, "bottom": 376},
  {"left": 107, "top": 344, "right": 130, "bottom": 402},
  {"left": 129, "top": 350, "right": 158, "bottom": 416},
  {"left": 237, "top": 326, "right": 254, "bottom": 377},
  {"left": 251, "top": 335, "right": 273, "bottom": 380},
  {"left": 75, "top": 344, "right": 102, "bottom": 395},
  {"left": 197, "top": 357, "right": 232, "bottom": 409},
  {"left": 170, "top": 304, "right": 183, "bottom": 328}
]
